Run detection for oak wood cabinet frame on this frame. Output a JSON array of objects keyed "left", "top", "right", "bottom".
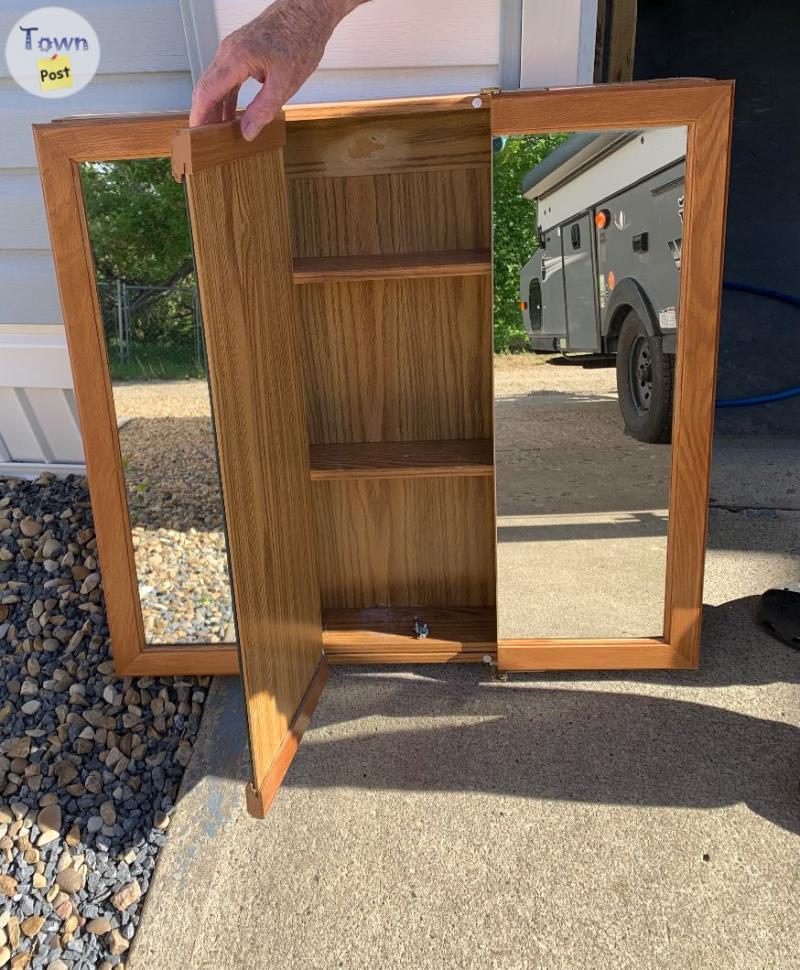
[
  {"left": 32, "top": 80, "right": 733, "bottom": 681},
  {"left": 491, "top": 81, "right": 733, "bottom": 671}
]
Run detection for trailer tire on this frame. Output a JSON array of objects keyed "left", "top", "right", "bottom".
[{"left": 616, "top": 311, "right": 673, "bottom": 443}]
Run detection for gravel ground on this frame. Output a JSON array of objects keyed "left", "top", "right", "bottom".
[
  {"left": 0, "top": 472, "right": 209, "bottom": 970},
  {"left": 112, "top": 381, "right": 233, "bottom": 645}
]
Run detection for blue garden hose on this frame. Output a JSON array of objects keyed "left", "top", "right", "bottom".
[{"left": 715, "top": 281, "right": 800, "bottom": 408}]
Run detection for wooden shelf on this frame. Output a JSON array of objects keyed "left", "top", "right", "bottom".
[
  {"left": 292, "top": 249, "right": 491, "bottom": 284},
  {"left": 322, "top": 607, "right": 496, "bottom": 664},
  {"left": 309, "top": 438, "right": 493, "bottom": 482}
]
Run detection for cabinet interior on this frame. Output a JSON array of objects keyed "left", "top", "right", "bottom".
[{"left": 283, "top": 103, "right": 496, "bottom": 661}]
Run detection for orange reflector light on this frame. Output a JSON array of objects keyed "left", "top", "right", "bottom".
[
  {"left": 519, "top": 301, "right": 528, "bottom": 310},
  {"left": 607, "top": 270, "right": 616, "bottom": 290},
  {"left": 595, "top": 209, "right": 610, "bottom": 229}
]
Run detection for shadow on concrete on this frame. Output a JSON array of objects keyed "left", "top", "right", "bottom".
[
  {"left": 185, "top": 593, "right": 799, "bottom": 838},
  {"left": 290, "top": 669, "right": 800, "bottom": 837},
  {"left": 497, "top": 509, "right": 668, "bottom": 543}
]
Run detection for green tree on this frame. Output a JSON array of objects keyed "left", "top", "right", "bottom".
[
  {"left": 80, "top": 158, "right": 191, "bottom": 285},
  {"left": 492, "top": 132, "right": 569, "bottom": 352},
  {"left": 80, "top": 159, "right": 202, "bottom": 379}
]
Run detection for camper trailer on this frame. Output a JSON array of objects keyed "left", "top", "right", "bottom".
[{"left": 518, "top": 128, "right": 685, "bottom": 442}]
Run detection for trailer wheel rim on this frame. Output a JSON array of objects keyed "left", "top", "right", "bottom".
[{"left": 628, "top": 335, "right": 653, "bottom": 415}]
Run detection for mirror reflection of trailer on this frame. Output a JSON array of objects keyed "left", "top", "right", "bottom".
[{"left": 518, "top": 128, "right": 685, "bottom": 442}]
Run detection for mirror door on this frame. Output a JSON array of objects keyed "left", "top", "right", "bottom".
[
  {"left": 493, "top": 124, "right": 686, "bottom": 643},
  {"left": 490, "top": 82, "right": 733, "bottom": 670},
  {"left": 79, "top": 158, "right": 234, "bottom": 648}
]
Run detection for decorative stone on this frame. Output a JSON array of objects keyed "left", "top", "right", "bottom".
[
  {"left": 111, "top": 880, "right": 141, "bottom": 912},
  {"left": 153, "top": 810, "right": 170, "bottom": 831},
  {"left": 107, "top": 929, "right": 129, "bottom": 956},
  {"left": 42, "top": 537, "right": 62, "bottom": 558},
  {"left": 20, "top": 915, "right": 45, "bottom": 938},
  {"left": 80, "top": 572, "right": 101, "bottom": 594},
  {"left": 99, "top": 801, "right": 116, "bottom": 826},
  {"left": 3, "top": 738, "right": 31, "bottom": 759},
  {"left": 19, "top": 517, "right": 42, "bottom": 538},
  {"left": 36, "top": 804, "right": 61, "bottom": 844},
  {"left": 85, "top": 917, "right": 112, "bottom": 935},
  {"left": 55, "top": 868, "right": 85, "bottom": 895},
  {"left": 0, "top": 876, "right": 18, "bottom": 897}
]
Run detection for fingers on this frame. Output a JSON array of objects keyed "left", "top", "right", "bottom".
[
  {"left": 239, "top": 76, "right": 287, "bottom": 141},
  {"left": 190, "top": 55, "right": 248, "bottom": 128},
  {"left": 222, "top": 85, "right": 241, "bottom": 122}
]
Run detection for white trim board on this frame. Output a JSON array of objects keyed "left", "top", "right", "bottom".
[
  {"left": 0, "top": 325, "right": 74, "bottom": 389},
  {"left": 0, "top": 326, "right": 85, "bottom": 471},
  {"left": 520, "top": 0, "right": 598, "bottom": 87},
  {"left": 0, "top": 462, "right": 86, "bottom": 480}
]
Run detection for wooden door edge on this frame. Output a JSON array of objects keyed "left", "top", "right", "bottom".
[
  {"left": 244, "top": 655, "right": 329, "bottom": 819},
  {"left": 171, "top": 114, "right": 286, "bottom": 181},
  {"left": 497, "top": 640, "right": 689, "bottom": 672}
]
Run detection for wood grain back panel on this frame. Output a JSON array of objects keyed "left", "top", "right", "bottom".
[
  {"left": 284, "top": 108, "right": 489, "bottom": 179},
  {"left": 287, "top": 167, "right": 490, "bottom": 258},
  {"left": 182, "top": 146, "right": 322, "bottom": 794},
  {"left": 313, "top": 477, "right": 496, "bottom": 609},
  {"left": 298, "top": 275, "right": 492, "bottom": 444}
]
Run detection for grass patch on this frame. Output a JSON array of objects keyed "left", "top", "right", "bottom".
[{"left": 109, "top": 344, "right": 206, "bottom": 382}]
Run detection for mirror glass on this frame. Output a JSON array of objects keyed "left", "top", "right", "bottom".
[
  {"left": 80, "top": 159, "right": 234, "bottom": 645},
  {"left": 493, "top": 126, "right": 687, "bottom": 640}
]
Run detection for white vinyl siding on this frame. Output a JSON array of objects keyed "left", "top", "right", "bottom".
[
  {"left": 182, "top": 0, "right": 505, "bottom": 97},
  {"left": 0, "top": 0, "right": 193, "bottom": 474},
  {"left": 1, "top": 0, "right": 594, "bottom": 476}
]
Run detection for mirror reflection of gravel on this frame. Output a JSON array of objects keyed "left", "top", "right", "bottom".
[{"left": 112, "top": 382, "right": 234, "bottom": 646}]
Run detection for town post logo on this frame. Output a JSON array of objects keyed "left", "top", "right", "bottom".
[{"left": 6, "top": 7, "right": 100, "bottom": 98}]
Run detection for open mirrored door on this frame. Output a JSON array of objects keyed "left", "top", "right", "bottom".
[
  {"left": 172, "top": 118, "right": 326, "bottom": 817},
  {"left": 490, "top": 81, "right": 734, "bottom": 672}
]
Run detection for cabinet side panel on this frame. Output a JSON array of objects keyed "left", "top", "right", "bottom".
[
  {"left": 184, "top": 149, "right": 322, "bottom": 791},
  {"left": 313, "top": 477, "right": 496, "bottom": 608}
]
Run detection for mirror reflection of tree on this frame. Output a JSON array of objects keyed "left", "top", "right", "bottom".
[
  {"left": 492, "top": 132, "right": 568, "bottom": 353},
  {"left": 80, "top": 160, "right": 233, "bottom": 645}
]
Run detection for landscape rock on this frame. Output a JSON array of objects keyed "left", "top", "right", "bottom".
[
  {"left": 35, "top": 804, "right": 61, "bottom": 845},
  {"left": 107, "top": 928, "right": 129, "bottom": 955},
  {"left": 19, "top": 517, "right": 41, "bottom": 538},
  {"left": 55, "top": 868, "right": 84, "bottom": 895},
  {"left": 0, "top": 473, "right": 209, "bottom": 968},
  {"left": 0, "top": 875, "right": 18, "bottom": 897},
  {"left": 111, "top": 880, "right": 141, "bottom": 912},
  {"left": 20, "top": 915, "right": 45, "bottom": 938}
]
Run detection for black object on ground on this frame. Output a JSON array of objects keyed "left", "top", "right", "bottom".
[{"left": 758, "top": 588, "right": 800, "bottom": 650}]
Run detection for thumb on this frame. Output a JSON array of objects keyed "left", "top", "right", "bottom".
[{"left": 240, "top": 75, "right": 286, "bottom": 141}]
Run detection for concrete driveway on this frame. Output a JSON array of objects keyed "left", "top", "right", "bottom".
[
  {"left": 494, "top": 354, "right": 670, "bottom": 639},
  {"left": 127, "top": 433, "right": 800, "bottom": 970}
]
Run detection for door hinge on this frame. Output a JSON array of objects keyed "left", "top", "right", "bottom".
[{"left": 483, "top": 654, "right": 508, "bottom": 681}]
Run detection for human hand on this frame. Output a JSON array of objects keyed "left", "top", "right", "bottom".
[{"left": 189, "top": 0, "right": 366, "bottom": 140}]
